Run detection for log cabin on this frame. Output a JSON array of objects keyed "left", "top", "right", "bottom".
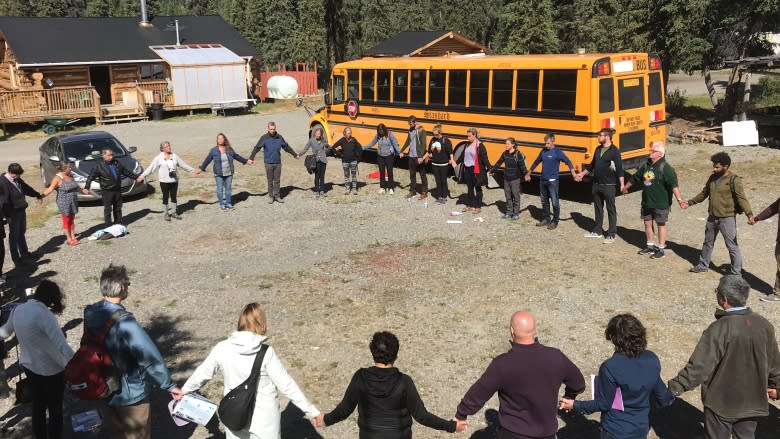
[{"left": 0, "top": 15, "right": 260, "bottom": 126}]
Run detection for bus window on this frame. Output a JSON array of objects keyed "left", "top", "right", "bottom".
[
  {"left": 429, "top": 70, "right": 446, "bottom": 105},
  {"left": 618, "top": 77, "right": 644, "bottom": 110},
  {"left": 648, "top": 72, "right": 663, "bottom": 106},
  {"left": 361, "top": 69, "right": 374, "bottom": 101},
  {"left": 449, "top": 70, "right": 467, "bottom": 107},
  {"left": 347, "top": 70, "right": 359, "bottom": 100},
  {"left": 516, "top": 70, "right": 539, "bottom": 111},
  {"left": 599, "top": 78, "right": 614, "bottom": 113},
  {"left": 394, "top": 70, "right": 408, "bottom": 103},
  {"left": 470, "top": 70, "right": 489, "bottom": 108},
  {"left": 333, "top": 75, "right": 345, "bottom": 103},
  {"left": 377, "top": 70, "right": 391, "bottom": 102},
  {"left": 410, "top": 70, "right": 426, "bottom": 104},
  {"left": 542, "top": 70, "right": 576, "bottom": 113},
  {"left": 492, "top": 70, "right": 513, "bottom": 109}
]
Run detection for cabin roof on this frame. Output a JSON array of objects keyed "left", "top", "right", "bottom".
[
  {"left": 0, "top": 15, "right": 259, "bottom": 66},
  {"left": 364, "top": 31, "right": 488, "bottom": 57}
]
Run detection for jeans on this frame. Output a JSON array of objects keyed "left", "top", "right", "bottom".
[
  {"left": 504, "top": 178, "right": 522, "bottom": 215},
  {"left": 464, "top": 166, "right": 483, "bottom": 208},
  {"left": 265, "top": 163, "right": 282, "bottom": 199},
  {"left": 342, "top": 161, "right": 358, "bottom": 189},
  {"left": 775, "top": 244, "right": 780, "bottom": 295},
  {"left": 159, "top": 182, "right": 178, "bottom": 204},
  {"left": 540, "top": 179, "right": 561, "bottom": 223},
  {"left": 432, "top": 164, "right": 449, "bottom": 198},
  {"left": 377, "top": 155, "right": 395, "bottom": 189},
  {"left": 215, "top": 175, "right": 233, "bottom": 207},
  {"left": 7, "top": 208, "right": 29, "bottom": 261},
  {"left": 101, "top": 190, "right": 123, "bottom": 226},
  {"left": 25, "top": 368, "right": 64, "bottom": 439},
  {"left": 314, "top": 161, "right": 327, "bottom": 193},
  {"left": 703, "top": 407, "right": 757, "bottom": 439},
  {"left": 697, "top": 215, "right": 743, "bottom": 275},
  {"left": 592, "top": 184, "right": 617, "bottom": 237},
  {"left": 407, "top": 157, "right": 428, "bottom": 194}
]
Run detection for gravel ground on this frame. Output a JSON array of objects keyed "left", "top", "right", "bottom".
[{"left": 1, "top": 109, "right": 779, "bottom": 439}]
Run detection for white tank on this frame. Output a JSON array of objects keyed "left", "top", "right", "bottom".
[{"left": 266, "top": 75, "right": 299, "bottom": 99}]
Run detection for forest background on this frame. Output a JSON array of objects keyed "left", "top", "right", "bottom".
[{"left": 1, "top": 0, "right": 779, "bottom": 118}]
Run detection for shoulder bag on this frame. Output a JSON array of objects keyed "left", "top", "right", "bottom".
[{"left": 218, "top": 344, "right": 269, "bottom": 431}]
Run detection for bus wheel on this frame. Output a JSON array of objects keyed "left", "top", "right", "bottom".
[
  {"left": 310, "top": 123, "right": 324, "bottom": 139},
  {"left": 452, "top": 142, "right": 468, "bottom": 183}
]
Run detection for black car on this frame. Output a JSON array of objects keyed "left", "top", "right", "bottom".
[{"left": 39, "top": 131, "right": 147, "bottom": 200}]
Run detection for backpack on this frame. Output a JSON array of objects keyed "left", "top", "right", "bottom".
[
  {"left": 727, "top": 175, "right": 743, "bottom": 214},
  {"left": 64, "top": 310, "right": 125, "bottom": 400}
]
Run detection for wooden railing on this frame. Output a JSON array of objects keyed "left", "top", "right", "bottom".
[
  {"left": 0, "top": 86, "right": 100, "bottom": 121},
  {"left": 137, "top": 81, "right": 174, "bottom": 106}
]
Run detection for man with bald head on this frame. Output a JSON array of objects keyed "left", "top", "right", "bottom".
[{"left": 455, "top": 311, "right": 585, "bottom": 439}]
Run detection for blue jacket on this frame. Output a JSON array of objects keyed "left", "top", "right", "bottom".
[
  {"left": 574, "top": 350, "right": 674, "bottom": 439},
  {"left": 250, "top": 133, "right": 297, "bottom": 164},
  {"left": 199, "top": 146, "right": 248, "bottom": 176},
  {"left": 84, "top": 300, "right": 176, "bottom": 407},
  {"left": 528, "top": 147, "right": 574, "bottom": 181}
]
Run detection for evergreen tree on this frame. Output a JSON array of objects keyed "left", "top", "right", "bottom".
[
  {"left": 290, "top": 0, "right": 327, "bottom": 68},
  {"left": 85, "top": 0, "right": 111, "bottom": 16},
  {"left": 495, "top": 0, "right": 559, "bottom": 54},
  {"left": 0, "top": 0, "right": 32, "bottom": 16}
]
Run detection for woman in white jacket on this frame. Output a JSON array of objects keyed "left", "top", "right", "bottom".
[
  {"left": 182, "top": 303, "right": 320, "bottom": 438},
  {"left": 142, "top": 141, "right": 199, "bottom": 221}
]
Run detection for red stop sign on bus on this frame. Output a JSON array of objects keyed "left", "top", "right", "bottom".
[{"left": 346, "top": 100, "right": 359, "bottom": 118}]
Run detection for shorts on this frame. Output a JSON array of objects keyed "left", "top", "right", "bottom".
[{"left": 641, "top": 207, "right": 669, "bottom": 223}]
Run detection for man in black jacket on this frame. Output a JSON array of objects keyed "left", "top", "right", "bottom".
[
  {"left": 0, "top": 163, "right": 43, "bottom": 266},
  {"left": 84, "top": 148, "right": 143, "bottom": 226},
  {"left": 575, "top": 128, "right": 625, "bottom": 244}
]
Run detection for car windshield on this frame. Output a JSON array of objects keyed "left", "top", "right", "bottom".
[{"left": 62, "top": 136, "right": 129, "bottom": 161}]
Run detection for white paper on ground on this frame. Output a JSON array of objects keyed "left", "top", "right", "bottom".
[{"left": 447, "top": 220, "right": 463, "bottom": 224}]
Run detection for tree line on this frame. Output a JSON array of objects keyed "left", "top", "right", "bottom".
[{"left": 2, "top": 0, "right": 778, "bottom": 119}]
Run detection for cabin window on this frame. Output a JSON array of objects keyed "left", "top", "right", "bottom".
[
  {"left": 542, "top": 70, "right": 577, "bottom": 113},
  {"left": 492, "top": 70, "right": 513, "bottom": 109},
  {"left": 429, "top": 70, "right": 446, "bottom": 105},
  {"left": 393, "top": 70, "right": 408, "bottom": 103},
  {"left": 361, "top": 69, "right": 374, "bottom": 101},
  {"left": 448, "top": 70, "right": 467, "bottom": 107},
  {"left": 140, "top": 63, "right": 165, "bottom": 81},
  {"left": 377, "top": 70, "right": 391, "bottom": 102},
  {"left": 516, "top": 70, "right": 540, "bottom": 111}
]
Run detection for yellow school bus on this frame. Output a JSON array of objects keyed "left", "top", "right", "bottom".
[{"left": 308, "top": 52, "right": 666, "bottom": 173}]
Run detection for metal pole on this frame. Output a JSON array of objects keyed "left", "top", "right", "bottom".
[{"left": 175, "top": 20, "right": 180, "bottom": 46}]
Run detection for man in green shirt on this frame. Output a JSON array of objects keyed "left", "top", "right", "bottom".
[{"left": 623, "top": 142, "right": 684, "bottom": 259}]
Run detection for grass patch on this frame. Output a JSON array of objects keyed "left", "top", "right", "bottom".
[
  {"left": 83, "top": 275, "right": 98, "bottom": 283},
  {"left": 166, "top": 299, "right": 177, "bottom": 307},
  {"left": 408, "top": 240, "right": 423, "bottom": 248},
  {"left": 96, "top": 240, "right": 111, "bottom": 245},
  {"left": 684, "top": 94, "right": 715, "bottom": 109},
  {"left": 258, "top": 283, "right": 273, "bottom": 289}
]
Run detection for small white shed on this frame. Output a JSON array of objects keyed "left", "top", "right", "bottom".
[{"left": 150, "top": 44, "right": 250, "bottom": 106}]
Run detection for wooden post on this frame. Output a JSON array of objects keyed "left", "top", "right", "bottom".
[{"left": 739, "top": 71, "right": 752, "bottom": 121}]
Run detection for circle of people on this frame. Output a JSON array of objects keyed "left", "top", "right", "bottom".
[{"left": 1, "top": 114, "right": 780, "bottom": 439}]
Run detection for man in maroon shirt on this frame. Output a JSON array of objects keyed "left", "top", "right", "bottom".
[
  {"left": 455, "top": 311, "right": 585, "bottom": 439},
  {"left": 749, "top": 196, "right": 780, "bottom": 302}
]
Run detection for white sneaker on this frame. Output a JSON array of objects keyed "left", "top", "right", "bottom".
[
  {"left": 584, "top": 232, "right": 603, "bottom": 238},
  {"left": 603, "top": 236, "right": 616, "bottom": 244},
  {"left": 388, "top": 189, "right": 394, "bottom": 194},
  {"left": 378, "top": 188, "right": 385, "bottom": 194}
]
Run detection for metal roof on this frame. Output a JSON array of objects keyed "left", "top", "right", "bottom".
[
  {"left": 150, "top": 44, "right": 244, "bottom": 66},
  {"left": 0, "top": 16, "right": 259, "bottom": 66}
]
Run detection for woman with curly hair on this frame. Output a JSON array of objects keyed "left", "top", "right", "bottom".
[{"left": 559, "top": 314, "right": 674, "bottom": 439}]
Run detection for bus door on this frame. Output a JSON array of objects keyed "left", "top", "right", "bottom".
[{"left": 614, "top": 74, "right": 647, "bottom": 154}]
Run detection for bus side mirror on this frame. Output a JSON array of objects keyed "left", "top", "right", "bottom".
[{"left": 324, "top": 93, "right": 331, "bottom": 106}]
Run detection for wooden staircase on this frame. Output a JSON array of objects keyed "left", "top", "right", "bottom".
[{"left": 97, "top": 86, "right": 148, "bottom": 124}]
